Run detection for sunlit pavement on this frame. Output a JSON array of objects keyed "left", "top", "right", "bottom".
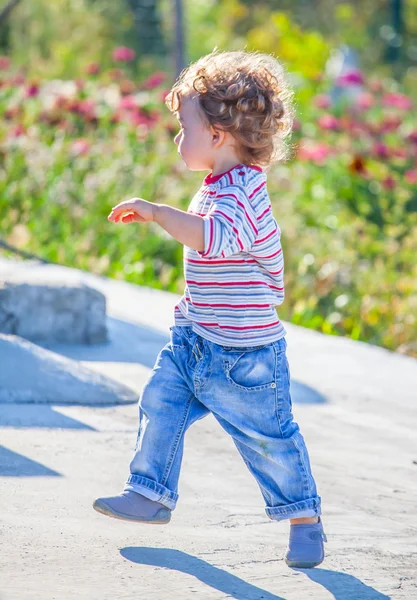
[{"left": 1, "top": 256, "right": 416, "bottom": 600}]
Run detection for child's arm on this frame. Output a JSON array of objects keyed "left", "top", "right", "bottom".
[
  {"left": 154, "top": 204, "right": 204, "bottom": 252},
  {"left": 108, "top": 197, "right": 204, "bottom": 252}
]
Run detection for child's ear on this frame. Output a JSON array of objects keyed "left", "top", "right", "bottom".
[{"left": 211, "top": 127, "right": 226, "bottom": 147}]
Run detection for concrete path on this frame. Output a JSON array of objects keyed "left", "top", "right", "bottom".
[{"left": 1, "top": 257, "right": 416, "bottom": 600}]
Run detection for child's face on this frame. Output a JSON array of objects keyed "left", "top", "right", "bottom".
[{"left": 174, "top": 95, "right": 216, "bottom": 172}]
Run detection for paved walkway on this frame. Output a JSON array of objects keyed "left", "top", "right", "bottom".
[{"left": 1, "top": 257, "right": 416, "bottom": 599}]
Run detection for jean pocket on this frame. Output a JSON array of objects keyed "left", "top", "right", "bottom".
[{"left": 224, "top": 345, "right": 277, "bottom": 392}]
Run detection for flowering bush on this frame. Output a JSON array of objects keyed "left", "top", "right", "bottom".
[
  {"left": 284, "top": 69, "right": 417, "bottom": 355},
  {"left": 0, "top": 54, "right": 416, "bottom": 356}
]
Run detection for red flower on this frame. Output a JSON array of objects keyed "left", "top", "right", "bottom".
[
  {"left": 110, "top": 111, "right": 122, "bottom": 125},
  {"left": 348, "top": 155, "right": 367, "bottom": 175},
  {"left": 4, "top": 106, "right": 22, "bottom": 119},
  {"left": 382, "top": 175, "right": 395, "bottom": 190},
  {"left": 108, "top": 68, "right": 125, "bottom": 81},
  {"left": 112, "top": 46, "right": 136, "bottom": 62},
  {"left": 85, "top": 63, "right": 100, "bottom": 76},
  {"left": 336, "top": 69, "right": 365, "bottom": 87},
  {"left": 142, "top": 71, "right": 166, "bottom": 89}
]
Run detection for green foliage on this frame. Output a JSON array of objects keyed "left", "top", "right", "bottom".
[
  {"left": 1, "top": 9, "right": 416, "bottom": 357},
  {"left": 6, "top": 0, "right": 167, "bottom": 79}
]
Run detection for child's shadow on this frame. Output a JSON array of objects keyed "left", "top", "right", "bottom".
[{"left": 120, "top": 547, "right": 391, "bottom": 600}]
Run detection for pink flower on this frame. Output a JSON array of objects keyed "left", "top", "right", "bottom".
[
  {"left": 9, "top": 124, "right": 25, "bottom": 137},
  {"left": 379, "top": 115, "right": 402, "bottom": 133},
  {"left": 336, "top": 69, "right": 365, "bottom": 87},
  {"left": 355, "top": 92, "right": 375, "bottom": 110},
  {"left": 142, "top": 71, "right": 166, "bottom": 89},
  {"left": 405, "top": 170, "right": 417, "bottom": 185},
  {"left": 75, "top": 78, "right": 85, "bottom": 92},
  {"left": 160, "top": 89, "right": 171, "bottom": 103},
  {"left": 71, "top": 138, "right": 90, "bottom": 156},
  {"left": 120, "top": 95, "right": 137, "bottom": 110},
  {"left": 297, "top": 142, "right": 332, "bottom": 165},
  {"left": 313, "top": 94, "right": 331, "bottom": 109},
  {"left": 372, "top": 141, "right": 389, "bottom": 159},
  {"left": 318, "top": 114, "right": 339, "bottom": 130},
  {"left": 112, "top": 46, "right": 136, "bottom": 62},
  {"left": 407, "top": 131, "right": 417, "bottom": 144},
  {"left": 368, "top": 79, "right": 384, "bottom": 94},
  {"left": 0, "top": 55, "right": 11, "bottom": 70},
  {"left": 292, "top": 117, "right": 302, "bottom": 132},
  {"left": 381, "top": 92, "right": 413, "bottom": 111},
  {"left": 77, "top": 99, "right": 96, "bottom": 116},
  {"left": 11, "top": 73, "right": 25, "bottom": 85},
  {"left": 130, "top": 108, "right": 160, "bottom": 128},
  {"left": 110, "top": 111, "right": 122, "bottom": 125},
  {"left": 25, "top": 83, "right": 39, "bottom": 98},
  {"left": 391, "top": 148, "right": 407, "bottom": 159},
  {"left": 85, "top": 63, "right": 100, "bottom": 75},
  {"left": 382, "top": 175, "right": 396, "bottom": 190}
]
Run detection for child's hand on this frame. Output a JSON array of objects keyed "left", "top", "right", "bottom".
[{"left": 108, "top": 198, "right": 156, "bottom": 224}]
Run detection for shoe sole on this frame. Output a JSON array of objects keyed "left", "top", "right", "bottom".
[
  {"left": 285, "top": 557, "right": 324, "bottom": 568},
  {"left": 93, "top": 499, "right": 171, "bottom": 524}
]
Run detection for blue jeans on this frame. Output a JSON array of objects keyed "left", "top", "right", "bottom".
[{"left": 124, "top": 325, "right": 322, "bottom": 521}]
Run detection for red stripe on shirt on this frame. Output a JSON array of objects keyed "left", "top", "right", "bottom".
[
  {"left": 186, "top": 258, "right": 256, "bottom": 265},
  {"left": 257, "top": 206, "right": 271, "bottom": 221},
  {"left": 201, "top": 219, "right": 214, "bottom": 257},
  {"left": 236, "top": 199, "right": 258, "bottom": 235},
  {"left": 262, "top": 248, "right": 282, "bottom": 259},
  {"left": 196, "top": 321, "right": 281, "bottom": 330},
  {"left": 254, "top": 229, "right": 277, "bottom": 244},
  {"left": 185, "top": 298, "right": 270, "bottom": 308},
  {"left": 212, "top": 209, "right": 234, "bottom": 224},
  {"left": 249, "top": 181, "right": 266, "bottom": 199},
  {"left": 187, "top": 280, "right": 284, "bottom": 291},
  {"left": 268, "top": 267, "right": 284, "bottom": 275},
  {"left": 215, "top": 193, "right": 258, "bottom": 236},
  {"left": 232, "top": 227, "right": 244, "bottom": 251}
]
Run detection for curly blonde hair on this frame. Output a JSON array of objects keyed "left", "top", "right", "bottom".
[{"left": 164, "top": 49, "right": 296, "bottom": 169}]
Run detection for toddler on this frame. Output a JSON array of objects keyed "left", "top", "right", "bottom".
[{"left": 93, "top": 49, "right": 327, "bottom": 568}]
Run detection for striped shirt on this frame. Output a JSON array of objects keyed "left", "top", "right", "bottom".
[{"left": 174, "top": 162, "right": 286, "bottom": 347}]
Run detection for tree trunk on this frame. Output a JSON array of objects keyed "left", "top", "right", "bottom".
[{"left": 126, "top": 0, "right": 166, "bottom": 56}]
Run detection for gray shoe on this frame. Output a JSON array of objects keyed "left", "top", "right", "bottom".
[
  {"left": 284, "top": 516, "right": 327, "bottom": 568},
  {"left": 93, "top": 490, "right": 172, "bottom": 524}
]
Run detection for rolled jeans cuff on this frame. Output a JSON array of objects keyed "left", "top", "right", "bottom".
[
  {"left": 265, "top": 496, "right": 322, "bottom": 522},
  {"left": 124, "top": 474, "right": 178, "bottom": 511}
]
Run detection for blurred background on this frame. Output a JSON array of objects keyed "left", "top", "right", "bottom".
[{"left": 0, "top": 0, "right": 416, "bottom": 356}]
